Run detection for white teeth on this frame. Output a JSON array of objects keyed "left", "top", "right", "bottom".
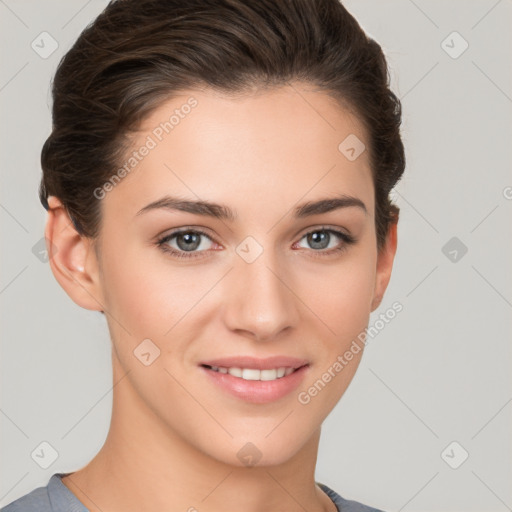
[
  {"left": 260, "top": 369, "right": 278, "bottom": 381},
  {"left": 227, "top": 367, "right": 243, "bottom": 377},
  {"left": 210, "top": 366, "right": 298, "bottom": 381},
  {"left": 242, "top": 368, "right": 261, "bottom": 380}
]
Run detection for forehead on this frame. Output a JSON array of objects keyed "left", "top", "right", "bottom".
[{"left": 101, "top": 83, "right": 374, "bottom": 224}]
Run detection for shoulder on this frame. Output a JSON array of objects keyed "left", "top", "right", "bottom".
[
  {"left": 317, "top": 482, "right": 387, "bottom": 512},
  {"left": 1, "top": 473, "right": 88, "bottom": 512},
  {"left": 0, "top": 483, "right": 52, "bottom": 512}
]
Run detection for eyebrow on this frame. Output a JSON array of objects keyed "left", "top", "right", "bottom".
[{"left": 135, "top": 193, "right": 367, "bottom": 221}]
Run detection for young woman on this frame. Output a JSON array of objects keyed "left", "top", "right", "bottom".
[{"left": 1, "top": 0, "right": 404, "bottom": 510}]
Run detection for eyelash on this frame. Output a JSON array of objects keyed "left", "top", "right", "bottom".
[{"left": 156, "top": 226, "right": 357, "bottom": 261}]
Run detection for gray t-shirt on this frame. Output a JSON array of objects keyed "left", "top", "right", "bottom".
[{"left": 0, "top": 473, "right": 385, "bottom": 512}]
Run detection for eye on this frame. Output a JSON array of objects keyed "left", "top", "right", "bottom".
[
  {"left": 156, "top": 228, "right": 215, "bottom": 259},
  {"left": 294, "top": 227, "right": 356, "bottom": 257}
]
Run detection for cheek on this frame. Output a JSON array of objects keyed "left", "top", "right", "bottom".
[
  {"left": 99, "top": 239, "right": 187, "bottom": 330},
  {"left": 296, "top": 262, "right": 374, "bottom": 413},
  {"left": 298, "top": 253, "right": 376, "bottom": 341},
  {"left": 98, "top": 240, "right": 216, "bottom": 371}
]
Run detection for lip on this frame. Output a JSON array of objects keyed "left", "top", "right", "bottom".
[
  {"left": 198, "top": 357, "right": 310, "bottom": 404},
  {"left": 199, "top": 355, "right": 309, "bottom": 370}
]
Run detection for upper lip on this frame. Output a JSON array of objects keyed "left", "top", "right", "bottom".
[{"left": 199, "top": 356, "right": 309, "bottom": 370}]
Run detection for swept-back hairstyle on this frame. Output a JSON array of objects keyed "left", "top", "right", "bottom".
[{"left": 40, "top": 0, "right": 405, "bottom": 251}]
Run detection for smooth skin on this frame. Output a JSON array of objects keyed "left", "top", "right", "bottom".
[{"left": 45, "top": 81, "right": 397, "bottom": 512}]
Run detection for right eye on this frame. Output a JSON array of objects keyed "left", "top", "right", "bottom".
[{"left": 156, "top": 228, "right": 217, "bottom": 259}]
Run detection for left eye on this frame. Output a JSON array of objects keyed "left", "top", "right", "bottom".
[{"left": 295, "top": 229, "right": 348, "bottom": 251}]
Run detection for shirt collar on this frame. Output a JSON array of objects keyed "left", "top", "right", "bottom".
[{"left": 47, "top": 473, "right": 90, "bottom": 512}]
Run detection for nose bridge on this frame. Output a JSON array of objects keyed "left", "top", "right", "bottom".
[{"left": 224, "top": 242, "right": 299, "bottom": 340}]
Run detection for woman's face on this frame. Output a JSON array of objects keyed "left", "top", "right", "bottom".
[{"left": 50, "top": 82, "right": 397, "bottom": 467}]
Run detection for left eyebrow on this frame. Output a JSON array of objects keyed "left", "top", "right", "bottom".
[
  {"left": 294, "top": 195, "right": 367, "bottom": 218},
  {"left": 135, "top": 193, "right": 367, "bottom": 220}
]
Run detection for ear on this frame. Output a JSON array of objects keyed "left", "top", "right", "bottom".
[
  {"left": 370, "top": 215, "right": 398, "bottom": 312},
  {"left": 44, "top": 196, "right": 105, "bottom": 312}
]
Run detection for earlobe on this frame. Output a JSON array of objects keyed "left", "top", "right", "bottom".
[
  {"left": 371, "top": 219, "right": 398, "bottom": 312},
  {"left": 45, "top": 196, "right": 105, "bottom": 312}
]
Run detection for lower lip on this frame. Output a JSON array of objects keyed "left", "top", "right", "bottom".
[{"left": 199, "top": 365, "right": 309, "bottom": 404}]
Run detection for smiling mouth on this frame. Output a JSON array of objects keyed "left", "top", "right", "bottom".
[{"left": 200, "top": 364, "right": 308, "bottom": 382}]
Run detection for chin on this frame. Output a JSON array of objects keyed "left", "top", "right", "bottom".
[{"left": 208, "top": 434, "right": 308, "bottom": 469}]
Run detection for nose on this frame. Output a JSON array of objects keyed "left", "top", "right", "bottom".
[{"left": 222, "top": 250, "right": 300, "bottom": 342}]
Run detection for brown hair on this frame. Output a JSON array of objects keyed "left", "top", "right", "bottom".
[{"left": 40, "top": 0, "right": 405, "bottom": 251}]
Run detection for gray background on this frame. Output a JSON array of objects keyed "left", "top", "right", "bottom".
[{"left": 1, "top": 1, "right": 511, "bottom": 511}]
